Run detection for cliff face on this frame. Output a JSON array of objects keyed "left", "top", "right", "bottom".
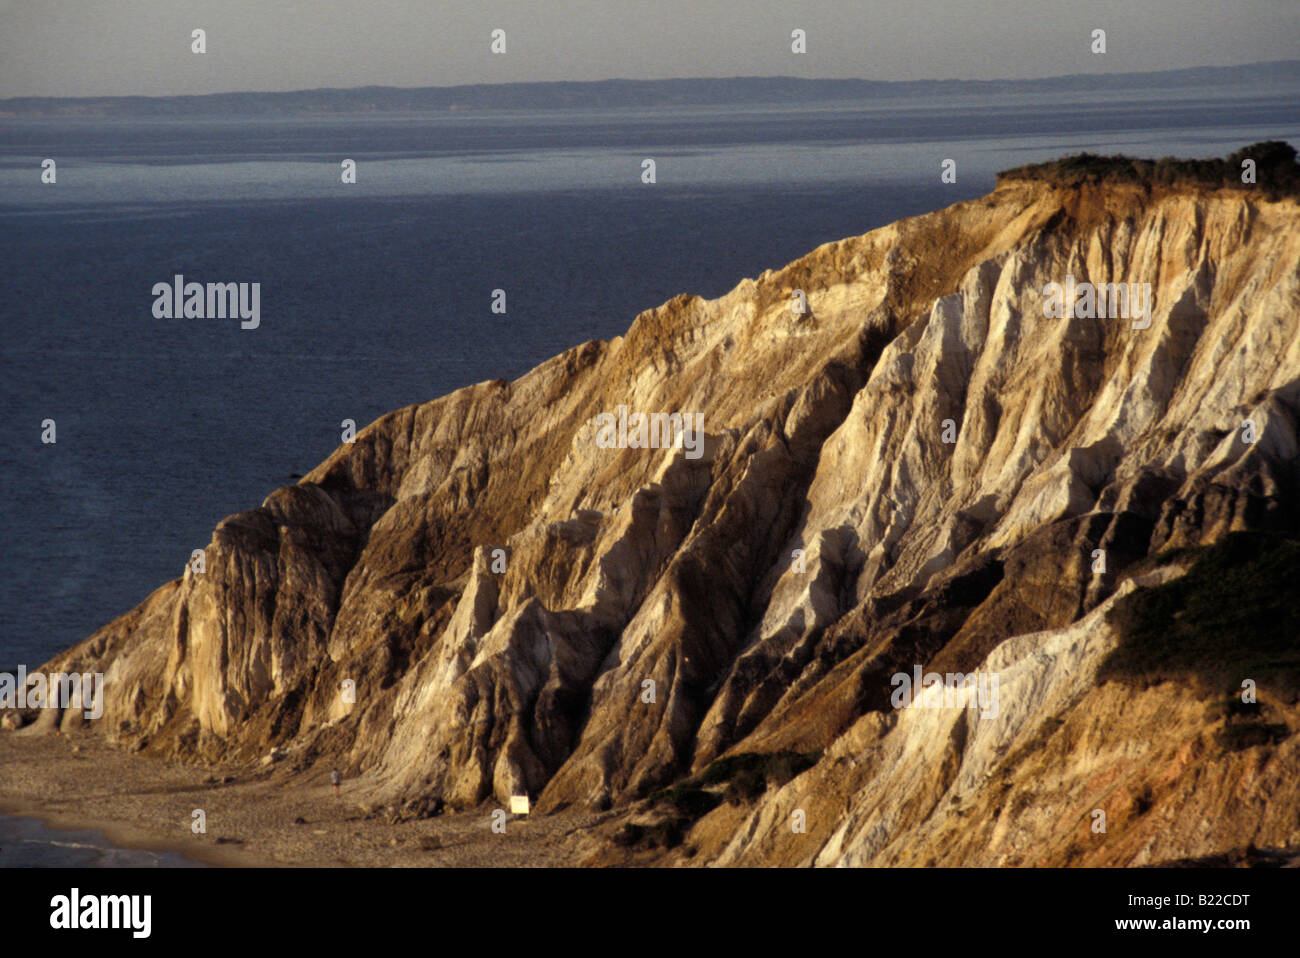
[{"left": 24, "top": 163, "right": 1300, "bottom": 866}]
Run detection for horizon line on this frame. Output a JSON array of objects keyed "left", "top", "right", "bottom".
[{"left": 4, "top": 58, "right": 1298, "bottom": 104}]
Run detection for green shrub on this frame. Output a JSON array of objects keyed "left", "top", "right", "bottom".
[
  {"left": 645, "top": 818, "right": 686, "bottom": 849},
  {"left": 1100, "top": 532, "right": 1300, "bottom": 696},
  {"left": 997, "top": 142, "right": 1300, "bottom": 197},
  {"left": 612, "top": 823, "right": 646, "bottom": 847},
  {"left": 724, "top": 767, "right": 768, "bottom": 805},
  {"left": 697, "top": 750, "right": 822, "bottom": 788},
  {"left": 642, "top": 750, "right": 823, "bottom": 825},
  {"left": 644, "top": 784, "right": 722, "bottom": 820},
  {"left": 1217, "top": 723, "right": 1290, "bottom": 751},
  {"left": 611, "top": 817, "right": 687, "bottom": 850}
]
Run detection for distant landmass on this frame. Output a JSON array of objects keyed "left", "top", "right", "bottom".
[{"left": 3, "top": 60, "right": 1299, "bottom": 118}]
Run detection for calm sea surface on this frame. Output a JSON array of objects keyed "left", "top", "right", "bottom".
[{"left": 0, "top": 814, "right": 202, "bottom": 867}]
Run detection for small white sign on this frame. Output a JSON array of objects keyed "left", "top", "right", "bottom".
[{"left": 509, "top": 795, "right": 530, "bottom": 815}]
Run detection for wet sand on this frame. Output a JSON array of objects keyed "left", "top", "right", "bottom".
[{"left": 0, "top": 732, "right": 613, "bottom": 867}]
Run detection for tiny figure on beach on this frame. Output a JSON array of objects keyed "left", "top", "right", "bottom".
[{"left": 331, "top": 769, "right": 341, "bottom": 797}]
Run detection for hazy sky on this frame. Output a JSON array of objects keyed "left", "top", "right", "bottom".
[{"left": 0, "top": 0, "right": 1297, "bottom": 98}]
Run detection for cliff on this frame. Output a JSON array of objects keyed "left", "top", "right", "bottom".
[{"left": 16, "top": 144, "right": 1300, "bottom": 866}]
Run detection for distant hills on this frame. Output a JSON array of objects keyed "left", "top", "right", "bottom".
[{"left": 2, "top": 60, "right": 1299, "bottom": 118}]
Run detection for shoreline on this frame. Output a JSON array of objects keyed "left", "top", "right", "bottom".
[
  {"left": 0, "top": 734, "right": 284, "bottom": 867},
  {"left": 0, "top": 808, "right": 219, "bottom": 868},
  {"left": 0, "top": 731, "right": 612, "bottom": 867}
]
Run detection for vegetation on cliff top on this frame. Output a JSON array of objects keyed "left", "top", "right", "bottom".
[{"left": 998, "top": 141, "right": 1300, "bottom": 197}]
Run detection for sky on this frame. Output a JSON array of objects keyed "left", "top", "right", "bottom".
[{"left": 0, "top": 0, "right": 1297, "bottom": 98}]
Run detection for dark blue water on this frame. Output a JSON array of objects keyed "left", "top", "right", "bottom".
[{"left": 2, "top": 86, "right": 1298, "bottom": 680}]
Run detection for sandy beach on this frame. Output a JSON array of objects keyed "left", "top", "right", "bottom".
[{"left": 0, "top": 732, "right": 614, "bottom": 867}]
